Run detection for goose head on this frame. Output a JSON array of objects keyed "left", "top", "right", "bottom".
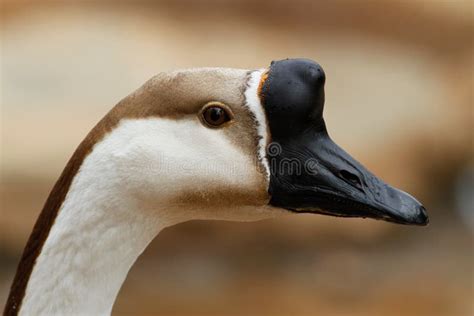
[
  {"left": 105, "top": 58, "right": 428, "bottom": 226},
  {"left": 5, "top": 58, "right": 429, "bottom": 316}
]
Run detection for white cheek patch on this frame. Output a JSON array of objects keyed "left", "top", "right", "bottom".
[
  {"left": 108, "top": 118, "right": 265, "bottom": 204},
  {"left": 244, "top": 69, "right": 270, "bottom": 179}
]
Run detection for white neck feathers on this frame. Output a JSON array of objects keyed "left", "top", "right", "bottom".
[{"left": 20, "top": 122, "right": 165, "bottom": 315}]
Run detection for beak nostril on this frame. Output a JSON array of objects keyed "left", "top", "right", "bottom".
[{"left": 340, "top": 170, "right": 363, "bottom": 188}]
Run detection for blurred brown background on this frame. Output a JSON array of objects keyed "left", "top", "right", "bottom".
[{"left": 1, "top": 0, "right": 473, "bottom": 315}]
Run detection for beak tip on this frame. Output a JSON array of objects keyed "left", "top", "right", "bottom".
[{"left": 413, "top": 205, "right": 429, "bottom": 226}]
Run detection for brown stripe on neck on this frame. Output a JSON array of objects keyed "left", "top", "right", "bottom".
[
  {"left": 3, "top": 81, "right": 151, "bottom": 314},
  {"left": 3, "top": 111, "right": 122, "bottom": 315},
  {"left": 3, "top": 74, "right": 161, "bottom": 314}
]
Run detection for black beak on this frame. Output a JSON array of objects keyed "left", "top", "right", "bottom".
[{"left": 261, "top": 58, "right": 428, "bottom": 226}]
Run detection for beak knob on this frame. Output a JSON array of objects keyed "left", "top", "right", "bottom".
[{"left": 261, "top": 58, "right": 326, "bottom": 136}]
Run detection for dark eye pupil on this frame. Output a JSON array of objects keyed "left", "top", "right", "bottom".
[{"left": 209, "top": 107, "right": 223, "bottom": 122}]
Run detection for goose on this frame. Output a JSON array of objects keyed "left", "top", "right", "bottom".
[{"left": 4, "top": 58, "right": 428, "bottom": 316}]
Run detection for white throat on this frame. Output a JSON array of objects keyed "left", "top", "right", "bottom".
[
  {"left": 20, "top": 189, "right": 165, "bottom": 316},
  {"left": 20, "top": 131, "right": 167, "bottom": 315},
  {"left": 20, "top": 117, "right": 277, "bottom": 315}
]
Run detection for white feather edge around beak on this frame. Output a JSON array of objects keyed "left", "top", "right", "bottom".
[{"left": 244, "top": 69, "right": 271, "bottom": 181}]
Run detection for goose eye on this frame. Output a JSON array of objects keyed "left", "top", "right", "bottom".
[{"left": 200, "top": 102, "right": 233, "bottom": 128}]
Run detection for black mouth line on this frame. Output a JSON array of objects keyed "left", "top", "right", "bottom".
[
  {"left": 282, "top": 190, "right": 415, "bottom": 225},
  {"left": 285, "top": 207, "right": 412, "bottom": 225}
]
